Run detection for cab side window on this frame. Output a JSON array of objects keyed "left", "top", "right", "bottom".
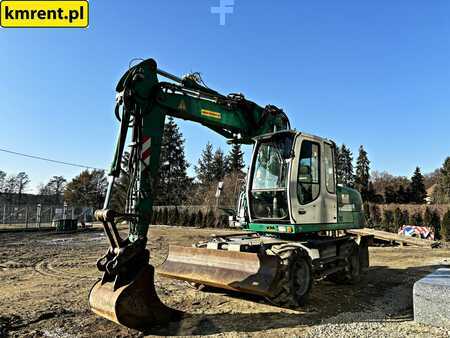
[
  {"left": 324, "top": 143, "right": 336, "bottom": 194},
  {"left": 298, "top": 141, "right": 320, "bottom": 204}
]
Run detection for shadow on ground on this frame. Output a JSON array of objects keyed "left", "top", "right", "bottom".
[
  {"left": 144, "top": 311, "right": 308, "bottom": 336},
  {"left": 142, "top": 263, "right": 449, "bottom": 336}
]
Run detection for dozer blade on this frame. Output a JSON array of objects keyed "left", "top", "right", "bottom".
[
  {"left": 157, "top": 245, "right": 279, "bottom": 297},
  {"left": 89, "top": 264, "right": 181, "bottom": 330}
]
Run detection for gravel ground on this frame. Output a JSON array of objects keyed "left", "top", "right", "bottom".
[{"left": 0, "top": 225, "right": 449, "bottom": 337}]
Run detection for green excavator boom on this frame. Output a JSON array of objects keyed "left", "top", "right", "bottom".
[
  {"left": 89, "top": 58, "right": 291, "bottom": 329},
  {"left": 106, "top": 58, "right": 290, "bottom": 240}
]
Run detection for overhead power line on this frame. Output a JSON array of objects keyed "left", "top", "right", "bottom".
[{"left": 0, "top": 147, "right": 104, "bottom": 170}]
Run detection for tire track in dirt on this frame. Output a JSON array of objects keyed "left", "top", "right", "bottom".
[{"left": 34, "top": 255, "right": 98, "bottom": 280}]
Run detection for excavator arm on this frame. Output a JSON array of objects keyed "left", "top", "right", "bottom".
[
  {"left": 89, "top": 58, "right": 290, "bottom": 329},
  {"left": 105, "top": 58, "right": 289, "bottom": 240}
]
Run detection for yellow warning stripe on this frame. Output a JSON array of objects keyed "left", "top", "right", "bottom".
[{"left": 201, "top": 109, "right": 221, "bottom": 120}]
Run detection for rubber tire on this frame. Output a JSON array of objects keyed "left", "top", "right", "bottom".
[
  {"left": 267, "top": 246, "right": 313, "bottom": 308},
  {"left": 327, "top": 244, "right": 361, "bottom": 284}
]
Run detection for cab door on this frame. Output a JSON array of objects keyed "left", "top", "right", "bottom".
[
  {"left": 289, "top": 134, "right": 337, "bottom": 224},
  {"left": 322, "top": 141, "right": 338, "bottom": 223}
]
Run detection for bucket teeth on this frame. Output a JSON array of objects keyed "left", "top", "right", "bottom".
[
  {"left": 157, "top": 245, "right": 280, "bottom": 297},
  {"left": 89, "top": 264, "right": 181, "bottom": 329}
]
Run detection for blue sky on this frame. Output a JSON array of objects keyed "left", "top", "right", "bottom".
[{"left": 1, "top": 0, "right": 449, "bottom": 192}]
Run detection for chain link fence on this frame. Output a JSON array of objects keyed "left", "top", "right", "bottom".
[{"left": 0, "top": 203, "right": 94, "bottom": 230}]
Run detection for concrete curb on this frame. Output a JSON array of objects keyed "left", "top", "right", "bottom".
[{"left": 413, "top": 268, "right": 450, "bottom": 328}]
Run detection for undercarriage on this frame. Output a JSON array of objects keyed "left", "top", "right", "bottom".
[{"left": 158, "top": 232, "right": 371, "bottom": 308}]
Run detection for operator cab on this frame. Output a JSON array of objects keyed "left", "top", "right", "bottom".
[{"left": 247, "top": 130, "right": 337, "bottom": 225}]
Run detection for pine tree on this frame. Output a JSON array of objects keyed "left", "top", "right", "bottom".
[
  {"left": 383, "top": 209, "right": 394, "bottom": 232},
  {"left": 410, "top": 211, "right": 423, "bottom": 226},
  {"left": 180, "top": 209, "right": 190, "bottom": 226},
  {"left": 409, "top": 167, "right": 426, "bottom": 204},
  {"left": 433, "top": 157, "right": 450, "bottom": 204},
  {"left": 396, "top": 185, "right": 410, "bottom": 204},
  {"left": 226, "top": 143, "right": 245, "bottom": 174},
  {"left": 39, "top": 176, "right": 67, "bottom": 205},
  {"left": 370, "top": 204, "right": 381, "bottom": 226},
  {"left": 355, "top": 145, "right": 370, "bottom": 201},
  {"left": 401, "top": 209, "right": 409, "bottom": 226},
  {"left": 156, "top": 209, "right": 167, "bottom": 225},
  {"left": 211, "top": 148, "right": 226, "bottom": 181},
  {"left": 168, "top": 207, "right": 180, "bottom": 225},
  {"left": 16, "top": 172, "right": 30, "bottom": 204},
  {"left": 64, "top": 169, "right": 107, "bottom": 209},
  {"left": 363, "top": 203, "right": 371, "bottom": 226},
  {"left": 430, "top": 210, "right": 441, "bottom": 239},
  {"left": 336, "top": 144, "right": 355, "bottom": 187},
  {"left": 441, "top": 210, "right": 450, "bottom": 241},
  {"left": 162, "top": 208, "right": 169, "bottom": 225},
  {"left": 384, "top": 185, "right": 397, "bottom": 204},
  {"left": 393, "top": 207, "right": 403, "bottom": 229},
  {"left": 156, "top": 117, "right": 191, "bottom": 205},
  {"left": 367, "top": 181, "right": 383, "bottom": 203},
  {"left": 195, "top": 142, "right": 215, "bottom": 185},
  {"left": 423, "top": 207, "right": 433, "bottom": 227},
  {"left": 405, "top": 186, "right": 414, "bottom": 204},
  {"left": 196, "top": 210, "right": 204, "bottom": 227},
  {"left": 188, "top": 212, "right": 197, "bottom": 226},
  {"left": 205, "top": 209, "right": 216, "bottom": 228}
]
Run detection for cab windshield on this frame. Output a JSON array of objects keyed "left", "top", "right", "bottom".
[
  {"left": 252, "top": 135, "right": 293, "bottom": 190},
  {"left": 250, "top": 133, "right": 293, "bottom": 220}
]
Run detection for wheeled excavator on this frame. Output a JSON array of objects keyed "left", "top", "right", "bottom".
[{"left": 89, "top": 58, "right": 369, "bottom": 329}]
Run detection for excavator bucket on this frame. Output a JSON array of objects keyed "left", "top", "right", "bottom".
[
  {"left": 157, "top": 245, "right": 280, "bottom": 297},
  {"left": 89, "top": 264, "right": 181, "bottom": 330}
]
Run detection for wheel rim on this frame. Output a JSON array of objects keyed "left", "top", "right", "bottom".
[{"left": 293, "top": 258, "right": 310, "bottom": 297}]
